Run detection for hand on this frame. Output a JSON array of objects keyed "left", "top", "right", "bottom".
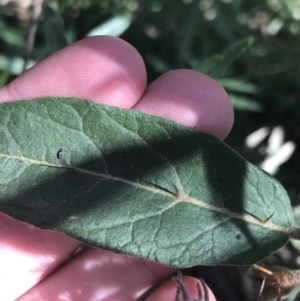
[{"left": 0, "top": 36, "right": 233, "bottom": 301}]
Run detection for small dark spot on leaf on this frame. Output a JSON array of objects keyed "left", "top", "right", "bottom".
[
  {"left": 57, "top": 149, "right": 63, "bottom": 159},
  {"left": 235, "top": 233, "right": 241, "bottom": 240}
]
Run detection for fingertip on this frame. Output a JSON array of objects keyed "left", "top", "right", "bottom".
[
  {"left": 0, "top": 36, "right": 147, "bottom": 108},
  {"left": 134, "top": 69, "right": 234, "bottom": 140}
]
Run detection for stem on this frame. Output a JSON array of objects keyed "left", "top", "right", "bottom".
[{"left": 23, "top": 0, "right": 44, "bottom": 72}]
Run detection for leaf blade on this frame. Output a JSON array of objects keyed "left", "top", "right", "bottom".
[
  {"left": 0, "top": 97, "right": 293, "bottom": 267},
  {"left": 190, "top": 37, "right": 254, "bottom": 79}
]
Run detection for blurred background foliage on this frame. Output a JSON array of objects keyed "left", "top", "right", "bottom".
[{"left": 1, "top": 0, "right": 300, "bottom": 300}]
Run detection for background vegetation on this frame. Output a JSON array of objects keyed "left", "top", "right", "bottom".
[{"left": 1, "top": 0, "right": 300, "bottom": 300}]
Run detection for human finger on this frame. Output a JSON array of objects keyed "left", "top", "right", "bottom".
[
  {"left": 17, "top": 248, "right": 174, "bottom": 301},
  {"left": 134, "top": 69, "right": 233, "bottom": 140},
  {"left": 0, "top": 36, "right": 146, "bottom": 108}
]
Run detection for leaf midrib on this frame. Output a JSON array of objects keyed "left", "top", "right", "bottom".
[{"left": 0, "top": 153, "right": 291, "bottom": 234}]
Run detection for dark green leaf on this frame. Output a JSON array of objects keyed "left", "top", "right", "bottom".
[
  {"left": 42, "top": 7, "right": 69, "bottom": 54},
  {"left": 0, "top": 97, "right": 293, "bottom": 267},
  {"left": 0, "top": 70, "right": 9, "bottom": 87},
  {"left": 190, "top": 37, "right": 254, "bottom": 79}
]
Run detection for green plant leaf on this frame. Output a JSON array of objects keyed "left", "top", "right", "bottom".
[
  {"left": 0, "top": 97, "right": 293, "bottom": 267},
  {"left": 229, "top": 93, "right": 264, "bottom": 112},
  {"left": 42, "top": 7, "right": 69, "bottom": 55},
  {"left": 190, "top": 37, "right": 254, "bottom": 79},
  {"left": 218, "top": 78, "right": 260, "bottom": 95}
]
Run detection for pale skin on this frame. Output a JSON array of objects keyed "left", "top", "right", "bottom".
[{"left": 0, "top": 36, "right": 233, "bottom": 301}]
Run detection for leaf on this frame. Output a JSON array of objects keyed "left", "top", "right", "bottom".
[
  {"left": 229, "top": 93, "right": 264, "bottom": 112},
  {"left": 190, "top": 37, "right": 254, "bottom": 79},
  {"left": 86, "top": 15, "right": 131, "bottom": 37},
  {"left": 0, "top": 97, "right": 293, "bottom": 268},
  {"left": 218, "top": 78, "right": 260, "bottom": 95},
  {"left": 0, "top": 19, "right": 24, "bottom": 46},
  {"left": 42, "top": 7, "right": 69, "bottom": 54}
]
